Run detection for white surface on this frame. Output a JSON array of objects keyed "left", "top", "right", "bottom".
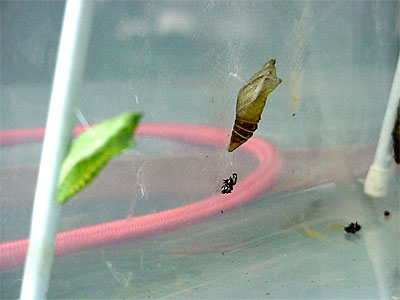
[
  {"left": 19, "top": 1, "right": 94, "bottom": 299},
  {"left": 364, "top": 53, "right": 400, "bottom": 198},
  {"left": 364, "top": 164, "right": 391, "bottom": 198}
]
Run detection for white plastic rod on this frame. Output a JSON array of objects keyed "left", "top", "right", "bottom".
[
  {"left": 364, "top": 52, "right": 400, "bottom": 198},
  {"left": 20, "top": 1, "right": 94, "bottom": 299}
]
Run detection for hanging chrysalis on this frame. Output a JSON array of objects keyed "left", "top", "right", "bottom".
[{"left": 228, "top": 59, "right": 282, "bottom": 152}]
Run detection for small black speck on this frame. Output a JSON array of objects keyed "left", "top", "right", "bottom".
[
  {"left": 265, "top": 280, "right": 268, "bottom": 284},
  {"left": 221, "top": 210, "right": 224, "bottom": 213},
  {"left": 292, "top": 113, "right": 296, "bottom": 117},
  {"left": 384, "top": 210, "right": 390, "bottom": 217},
  {"left": 205, "top": 155, "right": 208, "bottom": 158},
  {"left": 266, "top": 293, "right": 270, "bottom": 296},
  {"left": 311, "top": 280, "right": 314, "bottom": 283}
]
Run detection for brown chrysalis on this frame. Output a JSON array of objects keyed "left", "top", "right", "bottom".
[{"left": 228, "top": 59, "right": 282, "bottom": 152}]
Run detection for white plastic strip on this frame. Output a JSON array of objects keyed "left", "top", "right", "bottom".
[
  {"left": 364, "top": 52, "right": 400, "bottom": 198},
  {"left": 20, "top": 1, "right": 94, "bottom": 299}
]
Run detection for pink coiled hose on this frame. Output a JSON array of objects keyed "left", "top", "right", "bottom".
[{"left": 0, "top": 123, "right": 282, "bottom": 271}]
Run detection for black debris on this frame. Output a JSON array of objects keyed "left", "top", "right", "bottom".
[
  {"left": 221, "top": 173, "right": 237, "bottom": 194},
  {"left": 384, "top": 210, "right": 390, "bottom": 217},
  {"left": 344, "top": 222, "right": 362, "bottom": 234},
  {"left": 292, "top": 113, "right": 296, "bottom": 117}
]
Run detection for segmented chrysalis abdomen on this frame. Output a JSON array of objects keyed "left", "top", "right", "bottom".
[
  {"left": 392, "top": 105, "right": 400, "bottom": 164},
  {"left": 228, "top": 119, "right": 258, "bottom": 152},
  {"left": 228, "top": 59, "right": 282, "bottom": 152}
]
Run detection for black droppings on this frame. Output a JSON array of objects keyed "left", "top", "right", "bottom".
[
  {"left": 344, "top": 222, "right": 362, "bottom": 234},
  {"left": 384, "top": 210, "right": 390, "bottom": 217},
  {"left": 221, "top": 173, "right": 237, "bottom": 194}
]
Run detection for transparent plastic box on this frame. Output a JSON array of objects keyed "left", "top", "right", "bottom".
[{"left": 1, "top": 1, "right": 399, "bottom": 299}]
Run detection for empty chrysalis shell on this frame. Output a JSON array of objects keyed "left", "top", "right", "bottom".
[{"left": 228, "top": 59, "right": 282, "bottom": 152}]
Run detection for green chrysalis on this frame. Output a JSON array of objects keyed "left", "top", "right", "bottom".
[{"left": 56, "top": 112, "right": 142, "bottom": 204}]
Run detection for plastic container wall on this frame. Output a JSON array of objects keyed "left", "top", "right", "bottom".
[{"left": 1, "top": 1, "right": 399, "bottom": 299}]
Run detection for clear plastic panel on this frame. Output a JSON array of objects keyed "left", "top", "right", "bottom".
[{"left": 1, "top": 1, "right": 399, "bottom": 299}]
